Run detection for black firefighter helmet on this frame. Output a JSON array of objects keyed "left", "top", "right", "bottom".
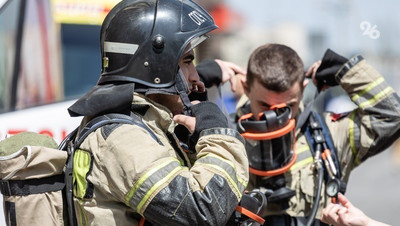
[
  {"left": 68, "top": 0, "right": 217, "bottom": 117},
  {"left": 98, "top": 0, "right": 217, "bottom": 89}
]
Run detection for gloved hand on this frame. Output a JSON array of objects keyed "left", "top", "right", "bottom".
[
  {"left": 315, "top": 49, "right": 348, "bottom": 92},
  {"left": 188, "top": 101, "right": 228, "bottom": 151},
  {"left": 188, "top": 89, "right": 208, "bottom": 102}
]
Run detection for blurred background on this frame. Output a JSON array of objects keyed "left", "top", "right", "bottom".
[{"left": 1, "top": 0, "right": 400, "bottom": 225}]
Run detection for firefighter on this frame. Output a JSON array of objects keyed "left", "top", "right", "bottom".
[
  {"left": 66, "top": 0, "right": 249, "bottom": 225},
  {"left": 198, "top": 43, "right": 400, "bottom": 225}
]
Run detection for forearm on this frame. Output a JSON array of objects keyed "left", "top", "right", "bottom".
[
  {"left": 143, "top": 132, "right": 248, "bottom": 225},
  {"left": 338, "top": 57, "right": 400, "bottom": 163}
]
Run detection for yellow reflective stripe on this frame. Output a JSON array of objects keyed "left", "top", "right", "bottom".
[
  {"left": 196, "top": 162, "right": 242, "bottom": 198},
  {"left": 74, "top": 198, "right": 88, "bottom": 226},
  {"left": 349, "top": 111, "right": 358, "bottom": 158},
  {"left": 197, "top": 154, "right": 247, "bottom": 194},
  {"left": 352, "top": 77, "right": 384, "bottom": 102},
  {"left": 358, "top": 87, "right": 394, "bottom": 109},
  {"left": 125, "top": 158, "right": 178, "bottom": 206},
  {"left": 290, "top": 157, "right": 313, "bottom": 171},
  {"left": 295, "top": 146, "right": 309, "bottom": 154},
  {"left": 137, "top": 166, "right": 182, "bottom": 214},
  {"left": 289, "top": 146, "right": 311, "bottom": 171},
  {"left": 208, "top": 154, "right": 247, "bottom": 189},
  {"left": 73, "top": 150, "right": 92, "bottom": 198}
]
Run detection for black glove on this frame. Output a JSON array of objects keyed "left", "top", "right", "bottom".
[
  {"left": 196, "top": 59, "right": 223, "bottom": 88},
  {"left": 187, "top": 101, "right": 228, "bottom": 151},
  {"left": 315, "top": 49, "right": 348, "bottom": 92},
  {"left": 188, "top": 90, "right": 208, "bottom": 102}
]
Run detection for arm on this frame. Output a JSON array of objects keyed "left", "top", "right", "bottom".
[
  {"left": 196, "top": 59, "right": 246, "bottom": 92},
  {"left": 308, "top": 49, "right": 400, "bottom": 170},
  {"left": 337, "top": 55, "right": 400, "bottom": 166},
  {"left": 96, "top": 103, "right": 248, "bottom": 225},
  {"left": 321, "top": 193, "right": 389, "bottom": 226}
]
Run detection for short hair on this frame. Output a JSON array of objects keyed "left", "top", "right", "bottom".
[{"left": 246, "top": 43, "right": 304, "bottom": 92}]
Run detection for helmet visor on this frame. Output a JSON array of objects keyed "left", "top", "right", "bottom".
[
  {"left": 184, "top": 34, "right": 209, "bottom": 54},
  {"left": 245, "top": 131, "right": 294, "bottom": 171}
]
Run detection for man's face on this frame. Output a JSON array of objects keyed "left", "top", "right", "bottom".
[
  {"left": 148, "top": 50, "right": 200, "bottom": 115},
  {"left": 244, "top": 79, "right": 304, "bottom": 119}
]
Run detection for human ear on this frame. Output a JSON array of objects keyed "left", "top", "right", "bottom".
[{"left": 242, "top": 77, "right": 249, "bottom": 96}]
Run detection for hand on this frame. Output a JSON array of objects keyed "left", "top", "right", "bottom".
[
  {"left": 190, "top": 80, "right": 206, "bottom": 93},
  {"left": 214, "top": 59, "right": 246, "bottom": 92},
  {"left": 321, "top": 193, "right": 388, "bottom": 226},
  {"left": 305, "top": 60, "right": 327, "bottom": 91},
  {"left": 173, "top": 100, "right": 200, "bottom": 134}
]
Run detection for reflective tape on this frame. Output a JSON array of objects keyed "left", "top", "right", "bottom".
[
  {"left": 352, "top": 77, "right": 385, "bottom": 103},
  {"left": 104, "top": 41, "right": 139, "bottom": 55},
  {"left": 73, "top": 149, "right": 92, "bottom": 198},
  {"left": 290, "top": 146, "right": 313, "bottom": 171},
  {"left": 196, "top": 154, "right": 247, "bottom": 197},
  {"left": 359, "top": 87, "right": 394, "bottom": 109},
  {"left": 126, "top": 158, "right": 181, "bottom": 211}
]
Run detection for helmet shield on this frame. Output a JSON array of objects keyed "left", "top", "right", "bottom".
[
  {"left": 238, "top": 104, "right": 297, "bottom": 176},
  {"left": 245, "top": 131, "right": 294, "bottom": 171},
  {"left": 98, "top": 0, "right": 218, "bottom": 88}
]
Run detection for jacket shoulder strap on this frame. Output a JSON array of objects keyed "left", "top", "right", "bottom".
[
  {"left": 302, "top": 111, "right": 342, "bottom": 180},
  {"left": 75, "top": 113, "right": 162, "bottom": 147}
]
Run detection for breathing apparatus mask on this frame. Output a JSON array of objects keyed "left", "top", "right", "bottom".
[{"left": 237, "top": 104, "right": 297, "bottom": 208}]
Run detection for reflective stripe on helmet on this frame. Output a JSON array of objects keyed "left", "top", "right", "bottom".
[{"left": 104, "top": 41, "right": 139, "bottom": 55}]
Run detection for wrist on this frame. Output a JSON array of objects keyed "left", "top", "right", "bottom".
[{"left": 335, "top": 55, "right": 364, "bottom": 84}]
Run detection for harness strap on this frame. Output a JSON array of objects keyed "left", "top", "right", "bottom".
[
  {"left": 303, "top": 111, "right": 342, "bottom": 180},
  {"left": 62, "top": 112, "right": 163, "bottom": 226},
  {"left": 0, "top": 174, "right": 64, "bottom": 196},
  {"left": 76, "top": 113, "right": 162, "bottom": 147}
]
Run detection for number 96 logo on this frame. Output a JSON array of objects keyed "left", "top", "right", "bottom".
[{"left": 360, "top": 21, "right": 380, "bottom": 39}]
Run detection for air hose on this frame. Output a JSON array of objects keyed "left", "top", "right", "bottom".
[{"left": 305, "top": 159, "right": 324, "bottom": 226}]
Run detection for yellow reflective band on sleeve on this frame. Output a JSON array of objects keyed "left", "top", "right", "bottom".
[
  {"left": 352, "top": 77, "right": 385, "bottom": 102},
  {"left": 196, "top": 154, "right": 247, "bottom": 198},
  {"left": 201, "top": 154, "right": 247, "bottom": 190},
  {"left": 136, "top": 166, "right": 182, "bottom": 214},
  {"left": 197, "top": 162, "right": 242, "bottom": 198},
  {"left": 125, "top": 158, "right": 179, "bottom": 206},
  {"left": 358, "top": 87, "right": 394, "bottom": 109},
  {"left": 73, "top": 149, "right": 92, "bottom": 199}
]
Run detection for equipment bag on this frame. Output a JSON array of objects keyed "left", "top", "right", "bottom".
[
  {"left": 0, "top": 113, "right": 157, "bottom": 226},
  {"left": 0, "top": 132, "right": 67, "bottom": 226}
]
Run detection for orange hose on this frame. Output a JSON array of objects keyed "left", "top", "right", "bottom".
[
  {"left": 249, "top": 151, "right": 297, "bottom": 177},
  {"left": 139, "top": 217, "right": 145, "bottom": 226},
  {"left": 241, "top": 119, "right": 295, "bottom": 140},
  {"left": 235, "top": 206, "right": 265, "bottom": 225}
]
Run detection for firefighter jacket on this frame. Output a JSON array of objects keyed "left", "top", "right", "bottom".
[
  {"left": 72, "top": 93, "right": 249, "bottom": 225},
  {"left": 238, "top": 56, "right": 400, "bottom": 220}
]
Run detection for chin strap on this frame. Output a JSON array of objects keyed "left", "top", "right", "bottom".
[{"left": 175, "top": 68, "right": 193, "bottom": 115}]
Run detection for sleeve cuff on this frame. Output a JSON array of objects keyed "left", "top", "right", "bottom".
[
  {"left": 335, "top": 55, "right": 364, "bottom": 83},
  {"left": 199, "top": 128, "right": 245, "bottom": 145}
]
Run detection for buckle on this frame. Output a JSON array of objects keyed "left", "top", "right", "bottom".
[{"left": 0, "top": 180, "right": 11, "bottom": 196}]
